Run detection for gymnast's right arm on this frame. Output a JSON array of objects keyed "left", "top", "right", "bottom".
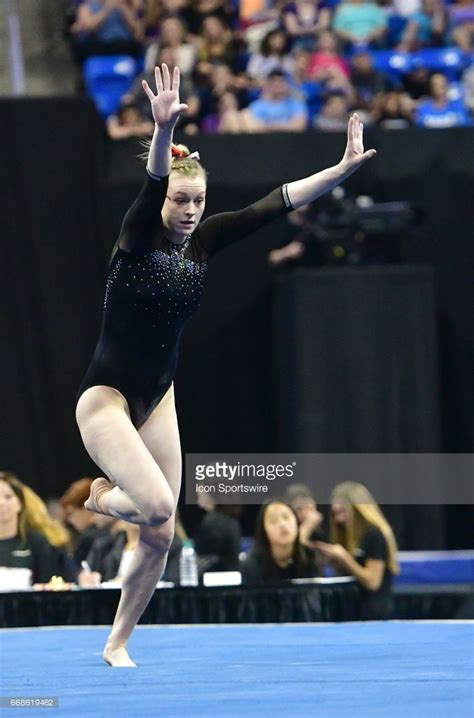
[{"left": 116, "top": 64, "right": 188, "bottom": 254}]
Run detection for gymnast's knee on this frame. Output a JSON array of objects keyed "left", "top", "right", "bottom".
[
  {"left": 139, "top": 522, "right": 175, "bottom": 553},
  {"left": 141, "top": 497, "right": 174, "bottom": 527}
]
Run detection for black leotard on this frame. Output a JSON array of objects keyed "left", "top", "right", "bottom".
[{"left": 76, "top": 170, "right": 293, "bottom": 428}]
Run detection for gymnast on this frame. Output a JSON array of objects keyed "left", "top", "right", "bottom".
[{"left": 75, "top": 63, "right": 376, "bottom": 666}]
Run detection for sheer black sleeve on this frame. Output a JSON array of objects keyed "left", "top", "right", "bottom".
[
  {"left": 197, "top": 184, "right": 293, "bottom": 257},
  {"left": 115, "top": 169, "right": 169, "bottom": 255}
]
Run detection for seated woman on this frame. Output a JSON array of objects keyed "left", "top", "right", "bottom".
[
  {"left": 282, "top": 0, "right": 332, "bottom": 51},
  {"left": 240, "top": 500, "right": 322, "bottom": 584},
  {"left": 194, "top": 494, "right": 241, "bottom": 571},
  {"left": 316, "top": 481, "right": 399, "bottom": 620},
  {"left": 0, "top": 472, "right": 55, "bottom": 586},
  {"left": 69, "top": 0, "right": 145, "bottom": 65},
  {"left": 18, "top": 482, "right": 78, "bottom": 583},
  {"left": 397, "top": 0, "right": 447, "bottom": 52}
]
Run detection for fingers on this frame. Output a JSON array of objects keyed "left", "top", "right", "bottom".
[
  {"left": 142, "top": 80, "right": 155, "bottom": 102},
  {"left": 162, "top": 63, "right": 171, "bottom": 92},
  {"left": 347, "top": 113, "right": 353, "bottom": 144},
  {"left": 155, "top": 65, "right": 163, "bottom": 94},
  {"left": 352, "top": 113, "right": 358, "bottom": 145},
  {"left": 177, "top": 103, "right": 189, "bottom": 113},
  {"left": 172, "top": 65, "right": 180, "bottom": 93}
]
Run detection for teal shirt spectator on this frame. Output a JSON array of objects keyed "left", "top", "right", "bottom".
[
  {"left": 86, "top": 0, "right": 134, "bottom": 43},
  {"left": 248, "top": 96, "right": 309, "bottom": 126},
  {"left": 333, "top": 2, "right": 387, "bottom": 40},
  {"left": 409, "top": 10, "right": 437, "bottom": 43}
]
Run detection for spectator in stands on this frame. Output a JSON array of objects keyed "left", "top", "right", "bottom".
[
  {"left": 288, "top": 48, "right": 324, "bottom": 120},
  {"left": 415, "top": 72, "right": 470, "bottom": 127},
  {"left": 183, "top": 0, "right": 237, "bottom": 36},
  {"left": 197, "top": 61, "right": 248, "bottom": 128},
  {"left": 243, "top": 69, "right": 308, "bottom": 131},
  {"left": 144, "top": 0, "right": 190, "bottom": 41},
  {"left": 282, "top": 0, "right": 332, "bottom": 51},
  {"left": 240, "top": 500, "right": 322, "bottom": 584},
  {"left": 144, "top": 16, "right": 197, "bottom": 87},
  {"left": 282, "top": 483, "right": 325, "bottom": 547},
  {"left": 0, "top": 472, "right": 55, "bottom": 585},
  {"left": 448, "top": 0, "right": 474, "bottom": 52},
  {"left": 373, "top": 89, "right": 414, "bottom": 127},
  {"left": 246, "top": 28, "right": 294, "bottom": 84},
  {"left": 59, "top": 478, "right": 115, "bottom": 566},
  {"left": 107, "top": 102, "right": 154, "bottom": 139},
  {"left": 122, "top": 45, "right": 201, "bottom": 128},
  {"left": 397, "top": 0, "right": 447, "bottom": 52},
  {"left": 194, "top": 493, "right": 241, "bottom": 571},
  {"left": 332, "top": 0, "right": 388, "bottom": 50},
  {"left": 400, "top": 65, "right": 430, "bottom": 99},
  {"left": 195, "top": 14, "right": 239, "bottom": 81},
  {"left": 306, "top": 30, "right": 350, "bottom": 83},
  {"left": 201, "top": 90, "right": 249, "bottom": 132},
  {"left": 17, "top": 482, "right": 79, "bottom": 583},
  {"left": 314, "top": 93, "right": 351, "bottom": 131},
  {"left": 350, "top": 50, "right": 392, "bottom": 113},
  {"left": 316, "top": 481, "right": 399, "bottom": 619},
  {"left": 69, "top": 0, "right": 145, "bottom": 64}
]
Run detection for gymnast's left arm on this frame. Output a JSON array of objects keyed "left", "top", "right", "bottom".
[
  {"left": 285, "top": 113, "right": 376, "bottom": 209},
  {"left": 198, "top": 114, "right": 375, "bottom": 256}
]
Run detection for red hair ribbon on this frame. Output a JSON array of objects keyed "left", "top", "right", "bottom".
[{"left": 171, "top": 146, "right": 200, "bottom": 161}]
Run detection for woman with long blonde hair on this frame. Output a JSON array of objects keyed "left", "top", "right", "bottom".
[
  {"left": 0, "top": 472, "right": 56, "bottom": 585},
  {"left": 316, "top": 482, "right": 399, "bottom": 619}
]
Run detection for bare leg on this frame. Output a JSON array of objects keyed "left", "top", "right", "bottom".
[
  {"left": 100, "top": 385, "right": 182, "bottom": 666},
  {"left": 103, "top": 520, "right": 174, "bottom": 667},
  {"left": 75, "top": 385, "right": 175, "bottom": 526}
]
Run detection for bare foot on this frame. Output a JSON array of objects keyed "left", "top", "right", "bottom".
[
  {"left": 84, "top": 478, "right": 113, "bottom": 516},
  {"left": 103, "top": 642, "right": 136, "bottom": 668}
]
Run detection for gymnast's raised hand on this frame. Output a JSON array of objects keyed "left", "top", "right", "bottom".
[
  {"left": 340, "top": 112, "right": 377, "bottom": 173},
  {"left": 141, "top": 64, "right": 188, "bottom": 130}
]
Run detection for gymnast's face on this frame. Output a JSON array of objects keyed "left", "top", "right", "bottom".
[
  {"left": 162, "top": 173, "right": 207, "bottom": 242},
  {"left": 264, "top": 502, "right": 298, "bottom": 547},
  {"left": 0, "top": 480, "right": 22, "bottom": 526}
]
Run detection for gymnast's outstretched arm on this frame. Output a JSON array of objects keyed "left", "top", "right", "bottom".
[
  {"left": 285, "top": 113, "right": 376, "bottom": 208},
  {"left": 198, "top": 113, "right": 376, "bottom": 256}
]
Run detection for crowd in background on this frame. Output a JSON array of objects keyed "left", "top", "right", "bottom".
[
  {"left": 0, "top": 469, "right": 398, "bottom": 619},
  {"left": 64, "top": 0, "right": 474, "bottom": 138}
]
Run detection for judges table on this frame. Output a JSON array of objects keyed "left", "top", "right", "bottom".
[{"left": 1, "top": 578, "right": 473, "bottom": 628}]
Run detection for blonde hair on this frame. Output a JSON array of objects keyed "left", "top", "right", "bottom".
[
  {"left": 139, "top": 142, "right": 207, "bottom": 182},
  {"left": 21, "top": 484, "right": 72, "bottom": 549},
  {"left": 0, "top": 471, "right": 71, "bottom": 549},
  {"left": 330, "top": 482, "right": 399, "bottom": 575}
]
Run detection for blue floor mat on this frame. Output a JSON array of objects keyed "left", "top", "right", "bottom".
[{"left": 1, "top": 622, "right": 473, "bottom": 717}]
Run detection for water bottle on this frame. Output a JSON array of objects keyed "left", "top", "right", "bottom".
[{"left": 179, "top": 539, "right": 198, "bottom": 587}]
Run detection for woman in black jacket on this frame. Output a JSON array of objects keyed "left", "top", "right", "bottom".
[{"left": 241, "top": 500, "right": 321, "bottom": 584}]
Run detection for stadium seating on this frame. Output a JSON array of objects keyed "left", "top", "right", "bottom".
[{"left": 83, "top": 55, "right": 138, "bottom": 117}]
